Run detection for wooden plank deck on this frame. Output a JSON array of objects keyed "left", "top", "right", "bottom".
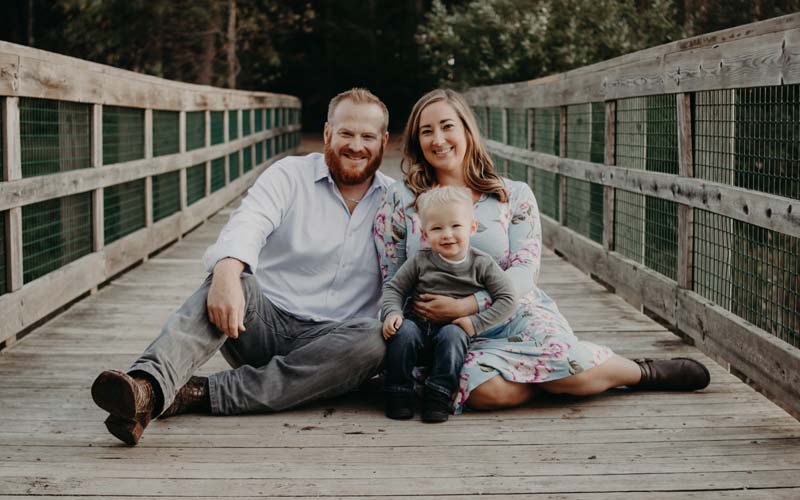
[{"left": 1, "top": 137, "right": 799, "bottom": 499}]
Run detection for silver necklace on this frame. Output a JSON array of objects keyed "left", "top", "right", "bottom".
[{"left": 343, "top": 195, "right": 363, "bottom": 204}]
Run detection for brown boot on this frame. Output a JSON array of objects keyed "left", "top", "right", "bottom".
[
  {"left": 159, "top": 376, "right": 211, "bottom": 419},
  {"left": 91, "top": 370, "right": 157, "bottom": 445},
  {"left": 632, "top": 357, "right": 710, "bottom": 391}
]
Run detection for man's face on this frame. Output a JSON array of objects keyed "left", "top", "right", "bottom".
[{"left": 323, "top": 100, "right": 388, "bottom": 186}]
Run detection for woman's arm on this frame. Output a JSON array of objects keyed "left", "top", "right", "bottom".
[{"left": 373, "top": 185, "right": 408, "bottom": 283}]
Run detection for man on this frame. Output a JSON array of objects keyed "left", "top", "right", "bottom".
[{"left": 91, "top": 88, "right": 393, "bottom": 445}]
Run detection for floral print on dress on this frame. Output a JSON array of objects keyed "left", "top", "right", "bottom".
[{"left": 374, "top": 179, "right": 614, "bottom": 414}]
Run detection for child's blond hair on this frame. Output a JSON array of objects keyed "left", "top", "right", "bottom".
[{"left": 416, "top": 186, "right": 473, "bottom": 224}]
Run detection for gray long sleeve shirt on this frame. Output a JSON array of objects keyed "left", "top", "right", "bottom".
[{"left": 381, "top": 248, "right": 517, "bottom": 335}]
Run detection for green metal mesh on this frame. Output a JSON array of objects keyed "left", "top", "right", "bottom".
[
  {"left": 229, "top": 152, "right": 240, "bottom": 181},
  {"left": 243, "top": 146, "right": 253, "bottom": 173},
  {"left": 152, "top": 110, "right": 179, "bottom": 157},
  {"left": 266, "top": 139, "right": 273, "bottom": 159},
  {"left": 0, "top": 106, "right": 3, "bottom": 180},
  {"left": 185, "top": 111, "right": 206, "bottom": 151},
  {"left": 22, "top": 193, "right": 92, "bottom": 283},
  {"left": 152, "top": 171, "right": 180, "bottom": 222},
  {"left": 506, "top": 108, "right": 528, "bottom": 181},
  {"left": 254, "top": 109, "right": 264, "bottom": 133},
  {"left": 255, "top": 141, "right": 264, "bottom": 165},
  {"left": 531, "top": 107, "right": 561, "bottom": 220},
  {"left": 565, "top": 102, "right": 605, "bottom": 243},
  {"left": 284, "top": 109, "right": 289, "bottom": 127},
  {"left": 693, "top": 209, "right": 800, "bottom": 347},
  {"left": 103, "top": 106, "right": 144, "bottom": 165},
  {"left": 210, "top": 111, "right": 224, "bottom": 145},
  {"left": 20, "top": 98, "right": 92, "bottom": 177},
  {"left": 211, "top": 157, "right": 225, "bottom": 192},
  {"left": 0, "top": 213, "right": 6, "bottom": 295},
  {"left": 104, "top": 179, "right": 145, "bottom": 244},
  {"left": 488, "top": 108, "right": 503, "bottom": 142},
  {"left": 282, "top": 134, "right": 288, "bottom": 153},
  {"left": 242, "top": 109, "right": 251, "bottom": 136},
  {"left": 276, "top": 108, "right": 283, "bottom": 128},
  {"left": 265, "top": 109, "right": 273, "bottom": 130},
  {"left": 229, "top": 110, "right": 239, "bottom": 140},
  {"left": 614, "top": 96, "right": 679, "bottom": 280},
  {"left": 186, "top": 163, "right": 206, "bottom": 206},
  {"left": 472, "top": 107, "right": 487, "bottom": 137},
  {"left": 695, "top": 85, "right": 800, "bottom": 200}
]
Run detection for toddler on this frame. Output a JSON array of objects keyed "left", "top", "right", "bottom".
[{"left": 381, "top": 186, "right": 517, "bottom": 422}]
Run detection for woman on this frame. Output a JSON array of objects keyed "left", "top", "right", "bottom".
[{"left": 374, "top": 89, "right": 709, "bottom": 413}]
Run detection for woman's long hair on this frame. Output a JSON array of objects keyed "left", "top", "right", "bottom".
[{"left": 401, "top": 88, "right": 508, "bottom": 203}]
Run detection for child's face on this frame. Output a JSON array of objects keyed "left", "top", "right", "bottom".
[{"left": 421, "top": 201, "right": 477, "bottom": 260}]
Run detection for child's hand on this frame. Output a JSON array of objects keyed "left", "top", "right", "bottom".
[
  {"left": 452, "top": 317, "right": 476, "bottom": 337},
  {"left": 383, "top": 314, "right": 403, "bottom": 339}
]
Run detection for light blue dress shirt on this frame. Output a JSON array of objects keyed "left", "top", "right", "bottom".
[{"left": 203, "top": 152, "right": 394, "bottom": 322}]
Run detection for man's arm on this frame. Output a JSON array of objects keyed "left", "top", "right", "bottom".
[{"left": 207, "top": 258, "right": 247, "bottom": 339}]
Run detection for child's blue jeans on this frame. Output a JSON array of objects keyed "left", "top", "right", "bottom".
[{"left": 384, "top": 318, "right": 469, "bottom": 397}]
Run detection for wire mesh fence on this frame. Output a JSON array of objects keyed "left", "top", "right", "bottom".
[
  {"left": 506, "top": 108, "right": 528, "bottom": 182},
  {"left": 614, "top": 95, "right": 678, "bottom": 280},
  {"left": 210, "top": 111, "right": 224, "bottom": 145},
  {"left": 152, "top": 110, "right": 179, "bottom": 157},
  {"left": 532, "top": 107, "right": 561, "bottom": 220},
  {"left": 565, "top": 102, "right": 605, "bottom": 243},
  {"left": 211, "top": 157, "right": 225, "bottom": 192},
  {"left": 104, "top": 179, "right": 145, "bottom": 244},
  {"left": 20, "top": 98, "right": 92, "bottom": 177},
  {"left": 255, "top": 141, "right": 263, "bottom": 166},
  {"left": 22, "top": 193, "right": 92, "bottom": 284},
  {"left": 695, "top": 85, "right": 800, "bottom": 200},
  {"left": 229, "top": 110, "right": 239, "bottom": 140},
  {"left": 243, "top": 145, "right": 253, "bottom": 173},
  {"left": 255, "top": 109, "right": 264, "bottom": 133},
  {"left": 265, "top": 109, "right": 272, "bottom": 130},
  {"left": 242, "top": 109, "right": 251, "bottom": 137},
  {"left": 229, "top": 152, "right": 240, "bottom": 181},
  {"left": 186, "top": 163, "right": 206, "bottom": 206},
  {"left": 265, "top": 138, "right": 273, "bottom": 159},
  {"left": 103, "top": 106, "right": 144, "bottom": 165},
  {"left": 185, "top": 111, "right": 206, "bottom": 151},
  {"left": 694, "top": 209, "right": 800, "bottom": 347},
  {"left": 152, "top": 171, "right": 180, "bottom": 222}
]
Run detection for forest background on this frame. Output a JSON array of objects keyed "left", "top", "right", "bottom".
[{"left": 2, "top": 0, "right": 798, "bottom": 131}]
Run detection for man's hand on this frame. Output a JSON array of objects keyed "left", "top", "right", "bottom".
[
  {"left": 413, "top": 294, "right": 478, "bottom": 323},
  {"left": 452, "top": 316, "right": 476, "bottom": 337},
  {"left": 383, "top": 314, "right": 403, "bottom": 340},
  {"left": 207, "top": 258, "right": 247, "bottom": 339}
]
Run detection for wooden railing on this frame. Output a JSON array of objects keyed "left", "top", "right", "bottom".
[
  {"left": 464, "top": 14, "right": 800, "bottom": 416},
  {"left": 0, "top": 42, "right": 301, "bottom": 348}
]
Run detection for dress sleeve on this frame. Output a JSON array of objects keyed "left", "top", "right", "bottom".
[
  {"left": 505, "top": 182, "right": 542, "bottom": 293},
  {"left": 373, "top": 184, "right": 408, "bottom": 284}
]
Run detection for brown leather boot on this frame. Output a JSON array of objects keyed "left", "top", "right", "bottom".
[
  {"left": 159, "top": 376, "right": 211, "bottom": 419},
  {"left": 632, "top": 357, "right": 710, "bottom": 391},
  {"left": 91, "top": 370, "right": 157, "bottom": 445}
]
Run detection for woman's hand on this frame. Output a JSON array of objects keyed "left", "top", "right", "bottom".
[
  {"left": 412, "top": 294, "right": 478, "bottom": 323},
  {"left": 452, "top": 317, "right": 476, "bottom": 337}
]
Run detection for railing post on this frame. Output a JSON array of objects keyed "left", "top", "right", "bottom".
[
  {"left": 3, "top": 97, "right": 23, "bottom": 294},
  {"left": 91, "top": 104, "right": 104, "bottom": 253},
  {"left": 603, "top": 100, "right": 616, "bottom": 251},
  {"left": 144, "top": 109, "right": 154, "bottom": 228},
  {"left": 559, "top": 106, "right": 567, "bottom": 226},
  {"left": 676, "top": 92, "right": 694, "bottom": 290}
]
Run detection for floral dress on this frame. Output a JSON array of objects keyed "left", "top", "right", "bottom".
[{"left": 374, "top": 180, "right": 615, "bottom": 413}]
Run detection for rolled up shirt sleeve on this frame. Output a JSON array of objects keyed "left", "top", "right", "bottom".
[{"left": 202, "top": 163, "right": 294, "bottom": 273}]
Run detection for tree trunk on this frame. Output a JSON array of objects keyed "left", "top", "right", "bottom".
[
  {"left": 198, "top": 5, "right": 219, "bottom": 85},
  {"left": 226, "top": 0, "right": 237, "bottom": 89}
]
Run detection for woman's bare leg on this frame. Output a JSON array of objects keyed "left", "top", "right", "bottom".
[
  {"left": 465, "top": 374, "right": 538, "bottom": 410},
  {"left": 538, "top": 355, "right": 640, "bottom": 396}
]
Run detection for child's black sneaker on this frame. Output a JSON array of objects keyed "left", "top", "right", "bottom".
[
  {"left": 421, "top": 388, "right": 451, "bottom": 423},
  {"left": 385, "top": 392, "right": 415, "bottom": 420}
]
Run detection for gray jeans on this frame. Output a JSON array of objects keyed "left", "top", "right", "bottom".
[{"left": 129, "top": 274, "right": 385, "bottom": 415}]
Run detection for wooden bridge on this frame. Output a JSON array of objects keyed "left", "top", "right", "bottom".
[{"left": 2, "top": 14, "right": 800, "bottom": 499}]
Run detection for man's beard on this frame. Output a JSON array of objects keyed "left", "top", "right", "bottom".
[{"left": 324, "top": 142, "right": 384, "bottom": 186}]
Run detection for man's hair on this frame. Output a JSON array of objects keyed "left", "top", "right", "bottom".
[
  {"left": 327, "top": 88, "right": 389, "bottom": 132},
  {"left": 416, "top": 186, "right": 473, "bottom": 224}
]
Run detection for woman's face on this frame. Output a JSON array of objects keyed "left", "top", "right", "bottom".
[{"left": 418, "top": 100, "right": 468, "bottom": 177}]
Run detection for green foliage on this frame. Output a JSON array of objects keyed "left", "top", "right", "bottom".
[{"left": 418, "top": 0, "right": 686, "bottom": 87}]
